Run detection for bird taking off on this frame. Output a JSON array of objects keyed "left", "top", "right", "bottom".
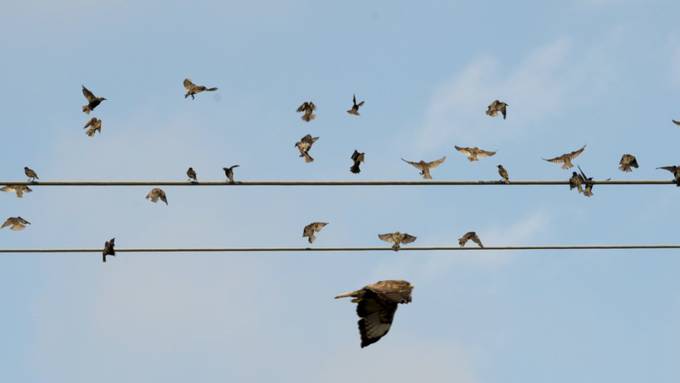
[
  {"left": 1, "top": 216, "right": 30, "bottom": 231},
  {"left": 24, "top": 167, "right": 39, "bottom": 182},
  {"left": 378, "top": 232, "right": 417, "bottom": 251},
  {"left": 183, "top": 78, "right": 218, "bottom": 99},
  {"left": 83, "top": 117, "right": 102, "bottom": 137},
  {"left": 102, "top": 238, "right": 115, "bottom": 263},
  {"left": 295, "top": 134, "right": 319, "bottom": 163},
  {"left": 335, "top": 280, "right": 413, "bottom": 348},
  {"left": 486, "top": 100, "right": 508, "bottom": 119},
  {"left": 543, "top": 145, "right": 586, "bottom": 169},
  {"left": 458, "top": 231, "right": 483, "bottom": 248},
  {"left": 658, "top": 165, "right": 680, "bottom": 186},
  {"left": 454, "top": 146, "right": 496, "bottom": 162},
  {"left": 0, "top": 184, "right": 32, "bottom": 198},
  {"left": 303, "top": 222, "right": 328, "bottom": 244},
  {"left": 618, "top": 154, "right": 639, "bottom": 172},
  {"left": 401, "top": 156, "right": 446, "bottom": 179},
  {"left": 350, "top": 150, "right": 365, "bottom": 174},
  {"left": 347, "top": 94, "right": 365, "bottom": 116},
  {"left": 82, "top": 85, "right": 106, "bottom": 114},
  {"left": 223, "top": 165, "right": 240, "bottom": 184},
  {"left": 146, "top": 188, "right": 168, "bottom": 205},
  {"left": 497, "top": 165, "right": 509, "bottom": 184},
  {"left": 297, "top": 101, "right": 316, "bottom": 122}
]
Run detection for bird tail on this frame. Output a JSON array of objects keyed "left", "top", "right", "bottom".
[
  {"left": 82, "top": 105, "right": 91, "bottom": 114},
  {"left": 206, "top": 87, "right": 218, "bottom": 92},
  {"left": 350, "top": 164, "right": 360, "bottom": 174},
  {"left": 303, "top": 153, "right": 314, "bottom": 163}
]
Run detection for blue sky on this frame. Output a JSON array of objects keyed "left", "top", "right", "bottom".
[{"left": 2, "top": 0, "right": 680, "bottom": 381}]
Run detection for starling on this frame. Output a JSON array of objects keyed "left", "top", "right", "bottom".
[
  {"left": 24, "top": 167, "right": 39, "bottom": 182},
  {"left": 577, "top": 166, "right": 594, "bottom": 197},
  {"left": 183, "top": 78, "right": 218, "bottom": 99},
  {"left": 486, "top": 100, "right": 508, "bottom": 119},
  {"left": 346, "top": 94, "right": 365, "bottom": 116},
  {"left": 658, "top": 165, "right": 680, "bottom": 186},
  {"left": 401, "top": 156, "right": 447, "bottom": 179},
  {"left": 81, "top": 85, "right": 106, "bottom": 114},
  {"left": 83, "top": 117, "right": 102, "bottom": 137},
  {"left": 543, "top": 145, "right": 586, "bottom": 169},
  {"left": 302, "top": 222, "right": 328, "bottom": 244},
  {"left": 618, "top": 154, "right": 639, "bottom": 172},
  {"left": 223, "top": 165, "right": 240, "bottom": 184},
  {"left": 0, "top": 184, "right": 32, "bottom": 198},
  {"left": 454, "top": 146, "right": 496, "bottom": 162},
  {"left": 102, "top": 238, "right": 115, "bottom": 263},
  {"left": 295, "top": 134, "right": 319, "bottom": 163},
  {"left": 145, "top": 188, "right": 168, "bottom": 205},
  {"left": 458, "top": 231, "right": 483, "bottom": 248},
  {"left": 378, "top": 232, "right": 417, "bottom": 251},
  {"left": 187, "top": 167, "right": 198, "bottom": 183},
  {"left": 296, "top": 101, "right": 316, "bottom": 122},
  {"left": 335, "top": 280, "right": 413, "bottom": 348},
  {"left": 497, "top": 164, "right": 509, "bottom": 184},
  {"left": 569, "top": 171, "right": 585, "bottom": 193},
  {"left": 1, "top": 216, "right": 30, "bottom": 231},
  {"left": 350, "top": 150, "right": 365, "bottom": 174}
]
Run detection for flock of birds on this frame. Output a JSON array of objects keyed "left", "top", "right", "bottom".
[{"left": 3, "top": 79, "right": 680, "bottom": 348}]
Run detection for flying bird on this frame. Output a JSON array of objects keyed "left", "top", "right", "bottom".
[
  {"left": 497, "top": 164, "right": 509, "bottom": 184},
  {"left": 543, "top": 145, "right": 586, "bottom": 169},
  {"left": 350, "top": 150, "right": 365, "bottom": 174},
  {"left": 658, "top": 165, "right": 680, "bottom": 186},
  {"left": 569, "top": 171, "right": 584, "bottom": 193},
  {"left": 486, "top": 100, "right": 508, "bottom": 119},
  {"left": 223, "top": 165, "right": 240, "bottom": 184},
  {"left": 187, "top": 167, "right": 198, "bottom": 183},
  {"left": 378, "top": 232, "right": 417, "bottom": 251},
  {"left": 335, "top": 280, "right": 413, "bottom": 348},
  {"left": 295, "top": 134, "right": 319, "bottom": 163},
  {"left": 401, "top": 156, "right": 446, "bottom": 179},
  {"left": 145, "top": 188, "right": 168, "bottom": 205},
  {"left": 296, "top": 101, "right": 316, "bottom": 122},
  {"left": 24, "top": 167, "right": 39, "bottom": 182},
  {"left": 81, "top": 85, "right": 106, "bottom": 114},
  {"left": 102, "top": 238, "right": 115, "bottom": 263},
  {"left": 83, "top": 117, "right": 102, "bottom": 137},
  {"left": 303, "top": 222, "right": 328, "bottom": 244},
  {"left": 347, "top": 94, "right": 365, "bottom": 116},
  {"left": 458, "top": 231, "right": 483, "bottom": 248},
  {"left": 577, "top": 166, "right": 594, "bottom": 197},
  {"left": 618, "top": 154, "right": 639, "bottom": 172},
  {"left": 1, "top": 216, "right": 30, "bottom": 231},
  {"left": 454, "top": 146, "right": 496, "bottom": 162},
  {"left": 1, "top": 184, "right": 32, "bottom": 198},
  {"left": 183, "top": 78, "right": 218, "bottom": 99}
]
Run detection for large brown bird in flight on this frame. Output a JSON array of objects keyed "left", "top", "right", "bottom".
[
  {"left": 81, "top": 85, "right": 106, "bottom": 114},
  {"left": 454, "top": 146, "right": 496, "bottom": 162},
  {"left": 543, "top": 145, "right": 586, "bottom": 169},
  {"left": 183, "top": 78, "right": 218, "bottom": 99},
  {"left": 401, "top": 156, "right": 446, "bottom": 179},
  {"left": 335, "top": 280, "right": 413, "bottom": 348},
  {"left": 297, "top": 101, "right": 316, "bottom": 122},
  {"left": 378, "top": 232, "right": 417, "bottom": 251}
]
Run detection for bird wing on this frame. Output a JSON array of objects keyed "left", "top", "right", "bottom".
[
  {"left": 426, "top": 156, "right": 447, "bottom": 169},
  {"left": 567, "top": 145, "right": 586, "bottom": 160},
  {"left": 84, "top": 118, "right": 96, "bottom": 129},
  {"left": 454, "top": 146, "right": 473, "bottom": 157},
  {"left": 401, "top": 158, "right": 424, "bottom": 171},
  {"left": 356, "top": 290, "right": 398, "bottom": 348},
  {"left": 368, "top": 280, "right": 413, "bottom": 303},
  {"left": 476, "top": 149, "right": 496, "bottom": 158},
  {"left": 1, "top": 219, "right": 11, "bottom": 228},
  {"left": 657, "top": 166, "right": 678, "bottom": 173},
  {"left": 296, "top": 102, "right": 308, "bottom": 112},
  {"left": 183, "top": 78, "right": 195, "bottom": 90},
  {"left": 378, "top": 233, "right": 395, "bottom": 243},
  {"left": 400, "top": 233, "right": 417, "bottom": 244},
  {"left": 543, "top": 155, "right": 566, "bottom": 163},
  {"left": 82, "top": 86, "right": 96, "bottom": 102},
  {"left": 471, "top": 234, "right": 483, "bottom": 247}
]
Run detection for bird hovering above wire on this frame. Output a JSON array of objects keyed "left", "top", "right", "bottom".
[
  {"left": 347, "top": 94, "right": 365, "bottom": 116},
  {"left": 295, "top": 134, "right": 319, "bottom": 163},
  {"left": 1, "top": 216, "right": 30, "bottom": 231},
  {"left": 454, "top": 146, "right": 496, "bottom": 162},
  {"left": 618, "top": 154, "right": 639, "bottom": 172},
  {"left": 223, "top": 165, "right": 240, "bottom": 184},
  {"left": 297, "top": 101, "right": 316, "bottom": 122},
  {"left": 543, "top": 145, "right": 586, "bottom": 169},
  {"left": 402, "top": 156, "right": 446, "bottom": 179},
  {"left": 378, "top": 232, "right": 417, "bottom": 251},
  {"left": 350, "top": 150, "right": 365, "bottom": 174},
  {"left": 81, "top": 85, "right": 106, "bottom": 114},
  {"left": 83, "top": 117, "right": 102, "bottom": 137}
]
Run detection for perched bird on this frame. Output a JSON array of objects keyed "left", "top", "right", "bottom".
[
  {"left": 378, "top": 232, "right": 417, "bottom": 251},
  {"left": 618, "top": 154, "right": 639, "bottom": 172},
  {"left": 569, "top": 171, "right": 584, "bottom": 193},
  {"left": 458, "top": 231, "right": 483, "bottom": 248},
  {"left": 347, "top": 94, "right": 365, "bottom": 116},
  {"left": 83, "top": 117, "right": 102, "bottom": 137},
  {"left": 673, "top": 120, "right": 680, "bottom": 126},
  {"left": 543, "top": 145, "right": 586, "bottom": 169},
  {"left": 497, "top": 164, "right": 510, "bottom": 184},
  {"left": 486, "top": 100, "right": 508, "bottom": 119},
  {"left": 183, "top": 78, "right": 218, "bottom": 99},
  {"left": 0, "top": 184, "right": 32, "bottom": 198},
  {"left": 145, "top": 188, "right": 168, "bottom": 205},
  {"left": 454, "top": 146, "right": 496, "bottom": 162},
  {"left": 102, "top": 238, "right": 115, "bottom": 263},
  {"left": 1, "top": 216, "right": 30, "bottom": 231},
  {"left": 81, "top": 85, "right": 106, "bottom": 114},
  {"left": 335, "top": 280, "right": 413, "bottom": 348},
  {"left": 350, "top": 150, "right": 365, "bottom": 174},
  {"left": 296, "top": 101, "right": 316, "bottom": 122},
  {"left": 187, "top": 167, "right": 198, "bottom": 183},
  {"left": 401, "top": 156, "right": 447, "bottom": 179},
  {"left": 302, "top": 222, "right": 328, "bottom": 244},
  {"left": 24, "top": 167, "right": 39, "bottom": 182},
  {"left": 295, "top": 134, "right": 319, "bottom": 163},
  {"left": 223, "top": 165, "right": 240, "bottom": 184},
  {"left": 657, "top": 165, "right": 680, "bottom": 186},
  {"left": 578, "top": 166, "right": 594, "bottom": 197}
]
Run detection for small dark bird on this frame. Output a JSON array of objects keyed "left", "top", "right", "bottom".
[
  {"left": 543, "top": 145, "right": 586, "bottom": 169},
  {"left": 618, "top": 154, "right": 639, "bottom": 172},
  {"left": 350, "top": 150, "right": 365, "bottom": 174},
  {"left": 486, "top": 100, "right": 508, "bottom": 119},
  {"left": 454, "top": 146, "right": 496, "bottom": 161},
  {"left": 24, "top": 167, "right": 39, "bottom": 182},
  {"left": 673, "top": 120, "right": 680, "bottom": 126},
  {"left": 187, "top": 167, "right": 198, "bottom": 183},
  {"left": 569, "top": 171, "right": 585, "bottom": 193},
  {"left": 497, "top": 164, "right": 509, "bottom": 184},
  {"left": 296, "top": 101, "right": 317, "bottom": 122},
  {"left": 401, "top": 156, "right": 447, "bottom": 179},
  {"left": 1, "top": 216, "right": 30, "bottom": 231},
  {"left": 295, "top": 134, "right": 319, "bottom": 163},
  {"left": 578, "top": 166, "right": 594, "bottom": 197},
  {"left": 183, "top": 78, "right": 218, "bottom": 99},
  {"left": 335, "top": 280, "right": 413, "bottom": 348},
  {"left": 102, "top": 238, "right": 115, "bottom": 263},
  {"left": 83, "top": 117, "right": 102, "bottom": 137},
  {"left": 347, "top": 94, "right": 365, "bottom": 116},
  {"left": 81, "top": 85, "right": 106, "bottom": 114},
  {"left": 303, "top": 222, "right": 328, "bottom": 244},
  {"left": 378, "top": 232, "right": 417, "bottom": 251},
  {"left": 458, "top": 231, "right": 483, "bottom": 248},
  {"left": 223, "top": 165, "right": 240, "bottom": 184},
  {"left": 1, "top": 184, "right": 32, "bottom": 198},
  {"left": 146, "top": 188, "right": 168, "bottom": 205},
  {"left": 658, "top": 165, "right": 680, "bottom": 186}
]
